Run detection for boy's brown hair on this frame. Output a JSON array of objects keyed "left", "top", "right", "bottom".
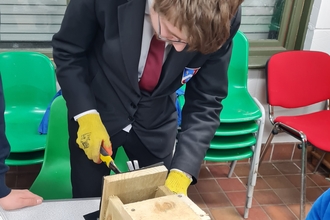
[{"left": 153, "top": 0, "right": 244, "bottom": 54}]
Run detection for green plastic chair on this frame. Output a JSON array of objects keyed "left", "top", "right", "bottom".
[
  {"left": 5, "top": 151, "right": 44, "bottom": 166},
  {"left": 0, "top": 51, "right": 57, "bottom": 165},
  {"left": 220, "top": 31, "right": 262, "bottom": 123},
  {"left": 206, "top": 97, "right": 265, "bottom": 219},
  {"left": 30, "top": 95, "right": 129, "bottom": 199},
  {"left": 206, "top": 31, "right": 265, "bottom": 219},
  {"left": 29, "top": 95, "right": 72, "bottom": 199}
]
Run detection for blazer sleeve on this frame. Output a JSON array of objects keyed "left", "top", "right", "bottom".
[
  {"left": 171, "top": 7, "right": 242, "bottom": 183},
  {"left": 0, "top": 76, "right": 11, "bottom": 198},
  {"left": 52, "top": 0, "right": 98, "bottom": 118}
]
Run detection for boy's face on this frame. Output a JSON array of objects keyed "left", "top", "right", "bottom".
[{"left": 149, "top": 4, "right": 188, "bottom": 52}]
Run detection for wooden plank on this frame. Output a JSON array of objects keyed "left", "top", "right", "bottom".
[
  {"left": 123, "top": 194, "right": 210, "bottom": 220},
  {"left": 100, "top": 166, "right": 168, "bottom": 220},
  {"left": 154, "top": 185, "right": 174, "bottom": 198},
  {"left": 106, "top": 196, "right": 134, "bottom": 220}
]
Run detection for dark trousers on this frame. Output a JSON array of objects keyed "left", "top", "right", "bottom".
[{"left": 69, "top": 126, "right": 173, "bottom": 198}]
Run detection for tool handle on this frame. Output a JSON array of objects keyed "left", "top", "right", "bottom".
[
  {"left": 100, "top": 147, "right": 112, "bottom": 167},
  {"left": 100, "top": 146, "right": 121, "bottom": 174}
]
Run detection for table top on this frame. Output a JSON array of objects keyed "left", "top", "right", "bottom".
[{"left": 0, "top": 198, "right": 100, "bottom": 220}]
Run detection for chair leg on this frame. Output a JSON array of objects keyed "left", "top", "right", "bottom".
[
  {"left": 258, "top": 125, "right": 277, "bottom": 169},
  {"left": 300, "top": 139, "right": 307, "bottom": 220},
  {"left": 243, "top": 98, "right": 266, "bottom": 219},
  {"left": 228, "top": 160, "right": 237, "bottom": 178},
  {"left": 313, "top": 152, "right": 326, "bottom": 173}
]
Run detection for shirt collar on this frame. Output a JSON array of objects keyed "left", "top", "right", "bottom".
[{"left": 145, "top": 0, "right": 153, "bottom": 15}]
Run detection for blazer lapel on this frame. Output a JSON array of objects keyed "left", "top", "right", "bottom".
[
  {"left": 152, "top": 47, "right": 198, "bottom": 96},
  {"left": 118, "top": 0, "right": 146, "bottom": 93}
]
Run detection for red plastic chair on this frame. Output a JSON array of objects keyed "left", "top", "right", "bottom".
[{"left": 259, "top": 50, "right": 330, "bottom": 220}]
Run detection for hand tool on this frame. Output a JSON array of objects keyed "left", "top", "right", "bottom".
[{"left": 99, "top": 145, "right": 121, "bottom": 174}]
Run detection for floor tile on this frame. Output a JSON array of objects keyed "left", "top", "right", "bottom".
[
  {"left": 200, "top": 192, "right": 232, "bottom": 208},
  {"left": 198, "top": 166, "right": 214, "bottom": 179},
  {"left": 210, "top": 207, "right": 242, "bottom": 220},
  {"left": 273, "top": 162, "right": 301, "bottom": 175},
  {"left": 291, "top": 144, "right": 301, "bottom": 160},
  {"left": 240, "top": 177, "right": 271, "bottom": 190},
  {"left": 5, "top": 173, "right": 17, "bottom": 188},
  {"left": 216, "top": 178, "right": 246, "bottom": 192},
  {"left": 201, "top": 208, "right": 213, "bottom": 220},
  {"left": 271, "top": 143, "right": 294, "bottom": 161},
  {"left": 308, "top": 173, "right": 330, "bottom": 187},
  {"left": 273, "top": 188, "right": 301, "bottom": 204},
  {"left": 306, "top": 187, "right": 324, "bottom": 202},
  {"left": 294, "top": 161, "right": 317, "bottom": 174},
  {"left": 187, "top": 185, "right": 198, "bottom": 195},
  {"left": 287, "top": 203, "right": 312, "bottom": 219},
  {"left": 233, "top": 164, "right": 251, "bottom": 177},
  {"left": 226, "top": 191, "right": 258, "bottom": 207},
  {"left": 253, "top": 190, "right": 283, "bottom": 205},
  {"left": 6, "top": 166, "right": 18, "bottom": 174},
  {"left": 17, "top": 164, "right": 42, "bottom": 172},
  {"left": 260, "top": 144, "right": 272, "bottom": 162},
  {"left": 16, "top": 173, "right": 38, "bottom": 188},
  {"left": 207, "top": 165, "right": 232, "bottom": 178},
  {"left": 285, "top": 174, "right": 317, "bottom": 188},
  {"left": 195, "top": 179, "right": 222, "bottom": 193},
  {"left": 188, "top": 193, "right": 207, "bottom": 209},
  {"left": 262, "top": 205, "right": 298, "bottom": 220},
  {"left": 320, "top": 187, "right": 329, "bottom": 192},
  {"left": 258, "top": 163, "right": 282, "bottom": 176},
  {"left": 263, "top": 176, "right": 296, "bottom": 189},
  {"left": 236, "top": 206, "right": 271, "bottom": 220}
]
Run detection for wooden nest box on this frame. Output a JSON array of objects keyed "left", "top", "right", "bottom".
[{"left": 99, "top": 165, "right": 210, "bottom": 220}]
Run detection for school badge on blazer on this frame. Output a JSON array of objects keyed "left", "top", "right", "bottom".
[{"left": 181, "top": 67, "right": 201, "bottom": 84}]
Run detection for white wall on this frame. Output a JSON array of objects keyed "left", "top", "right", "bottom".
[
  {"left": 304, "top": 0, "right": 330, "bottom": 54},
  {"left": 247, "top": 0, "right": 330, "bottom": 143}
]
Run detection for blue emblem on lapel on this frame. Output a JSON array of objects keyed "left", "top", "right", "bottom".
[{"left": 181, "top": 67, "right": 200, "bottom": 84}]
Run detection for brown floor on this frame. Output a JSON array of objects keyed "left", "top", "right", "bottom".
[
  {"left": 5, "top": 160, "right": 330, "bottom": 220},
  {"left": 189, "top": 161, "right": 330, "bottom": 220}
]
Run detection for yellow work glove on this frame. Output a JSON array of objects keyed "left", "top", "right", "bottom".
[
  {"left": 165, "top": 170, "right": 192, "bottom": 196},
  {"left": 76, "top": 113, "right": 112, "bottom": 163}
]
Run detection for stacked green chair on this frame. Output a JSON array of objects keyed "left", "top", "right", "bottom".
[
  {"left": 30, "top": 95, "right": 129, "bottom": 199},
  {"left": 208, "top": 31, "right": 265, "bottom": 219},
  {"left": 0, "top": 51, "right": 57, "bottom": 166},
  {"left": 177, "top": 31, "right": 265, "bottom": 218}
]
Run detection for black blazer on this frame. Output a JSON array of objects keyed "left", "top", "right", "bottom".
[
  {"left": 52, "top": 0, "right": 241, "bottom": 181},
  {"left": 0, "top": 76, "right": 11, "bottom": 197}
]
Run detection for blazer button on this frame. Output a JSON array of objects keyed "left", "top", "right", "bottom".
[
  {"left": 130, "top": 103, "right": 136, "bottom": 109},
  {"left": 128, "top": 116, "right": 134, "bottom": 121}
]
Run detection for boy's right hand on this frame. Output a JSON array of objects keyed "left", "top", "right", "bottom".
[{"left": 76, "top": 113, "right": 112, "bottom": 163}]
